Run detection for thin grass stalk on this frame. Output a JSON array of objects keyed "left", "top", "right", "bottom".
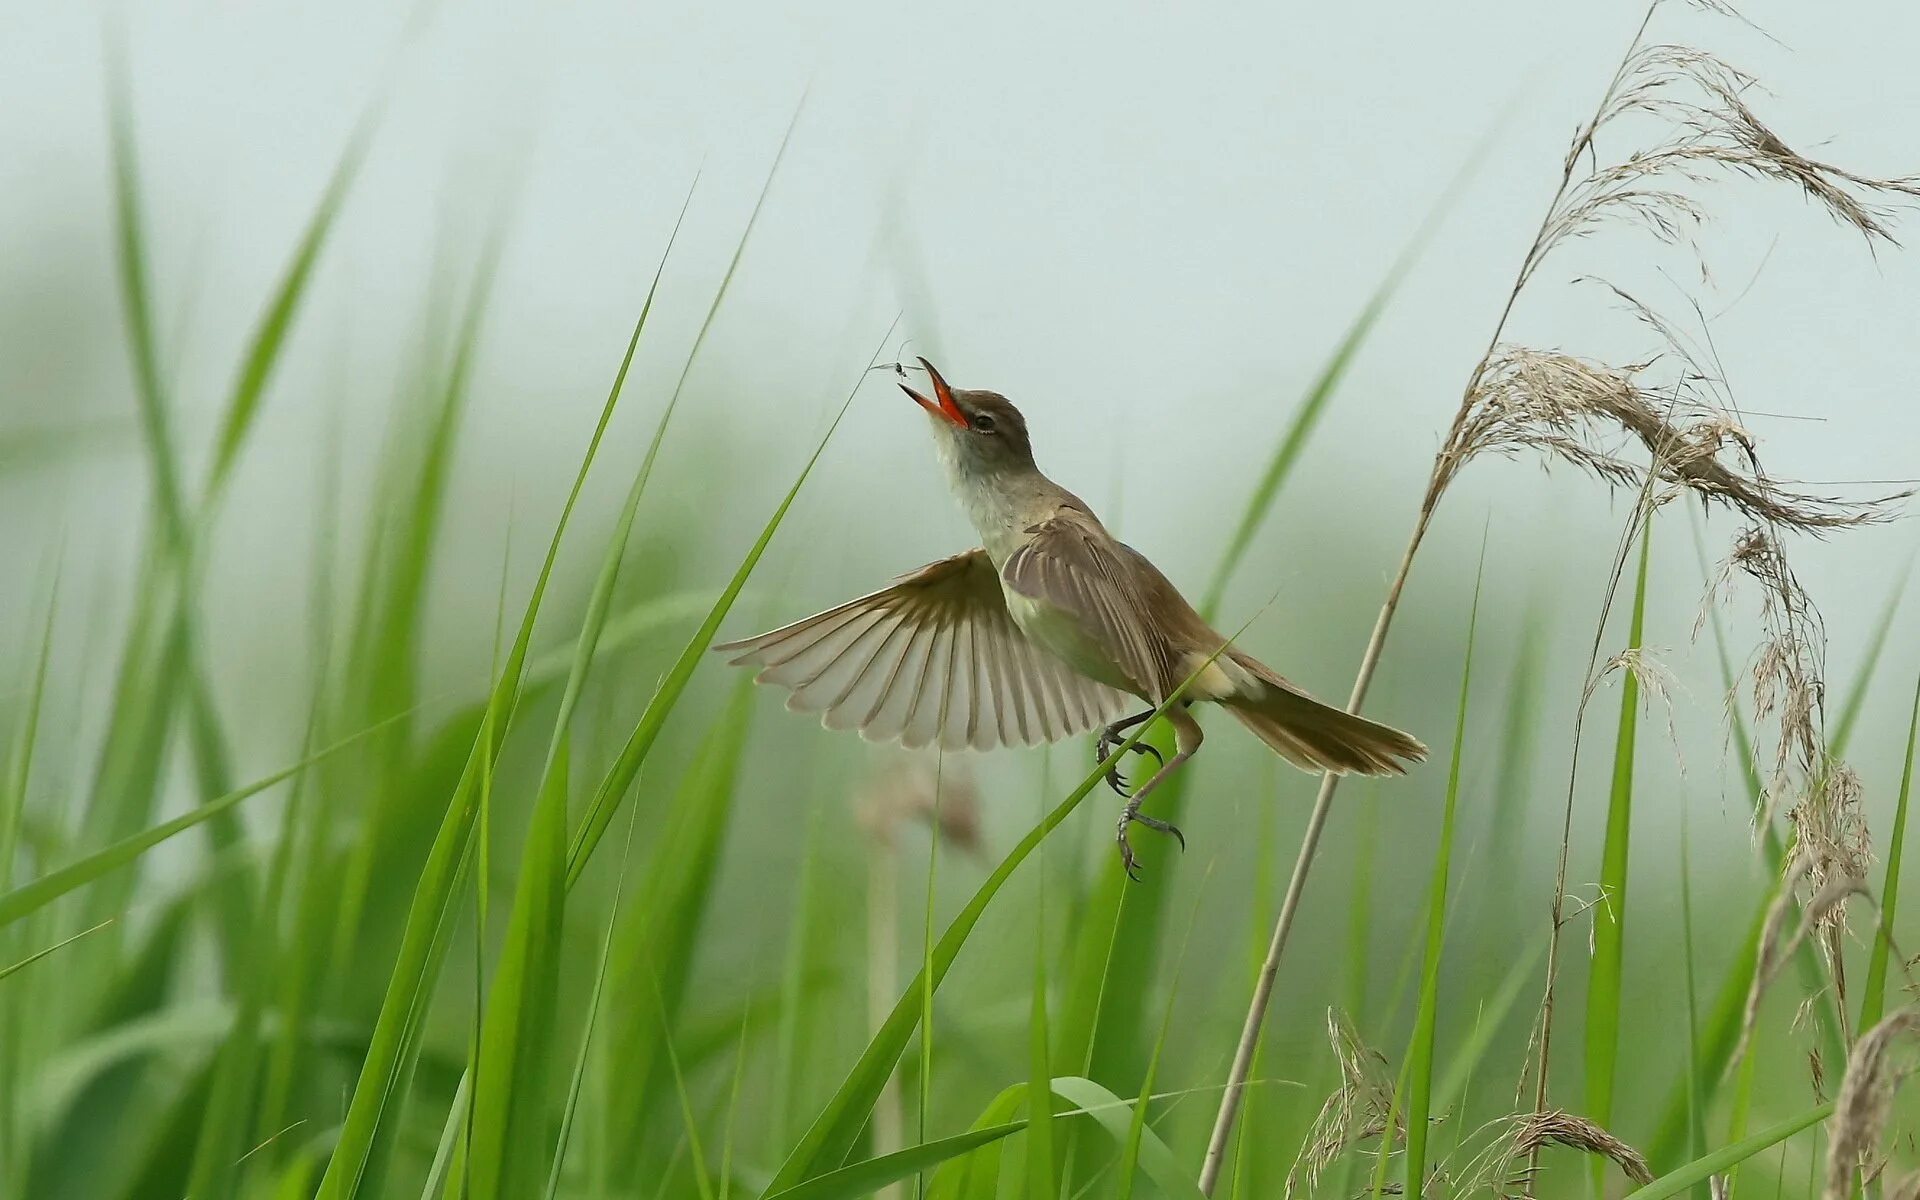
[
  {"left": 1026, "top": 864, "right": 1057, "bottom": 1200},
  {"left": 771, "top": 802, "right": 827, "bottom": 1154},
  {"left": 1586, "top": 519, "right": 1654, "bottom": 1196},
  {"left": 1860, "top": 671, "right": 1920, "bottom": 1032},
  {"left": 1679, "top": 807, "right": 1707, "bottom": 1200},
  {"left": 1066, "top": 161, "right": 1473, "bottom": 1115},
  {"left": 1200, "top": 13, "right": 1671, "bottom": 1189},
  {"left": 868, "top": 814, "right": 902, "bottom": 1200},
  {"left": 0, "top": 577, "right": 58, "bottom": 1198},
  {"left": 771, "top": 623, "right": 1258, "bottom": 1191},
  {"left": 914, "top": 762, "right": 945, "bottom": 1200},
  {"left": 1403, "top": 555, "right": 1484, "bottom": 1198},
  {"left": 1529, "top": 466, "right": 1674, "bottom": 1197}
]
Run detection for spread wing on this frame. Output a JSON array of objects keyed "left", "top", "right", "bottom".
[
  {"left": 1001, "top": 513, "right": 1185, "bottom": 702},
  {"left": 714, "top": 549, "right": 1132, "bottom": 751}
]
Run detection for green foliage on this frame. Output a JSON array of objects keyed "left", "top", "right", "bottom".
[
  {"left": 5, "top": 55, "right": 1912, "bottom": 1200},
  {"left": 1400, "top": 552, "right": 1483, "bottom": 1197},
  {"left": 1586, "top": 520, "right": 1652, "bottom": 1191}
]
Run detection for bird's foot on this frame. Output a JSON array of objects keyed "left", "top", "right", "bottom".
[
  {"left": 1097, "top": 734, "right": 1165, "bottom": 797},
  {"left": 1114, "top": 807, "right": 1185, "bottom": 881}
]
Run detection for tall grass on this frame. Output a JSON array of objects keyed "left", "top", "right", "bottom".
[{"left": 4, "top": 4, "right": 1920, "bottom": 1199}]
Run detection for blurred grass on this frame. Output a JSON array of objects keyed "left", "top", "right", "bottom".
[
  {"left": 1, "top": 33, "right": 1917, "bottom": 1200},
  {"left": 1585, "top": 520, "right": 1651, "bottom": 1195}
]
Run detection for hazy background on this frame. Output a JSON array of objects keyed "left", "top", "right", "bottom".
[
  {"left": 6, "top": 0, "right": 1916, "bottom": 847},
  {"left": 1, "top": 2, "right": 1918, "bottom": 1192}
]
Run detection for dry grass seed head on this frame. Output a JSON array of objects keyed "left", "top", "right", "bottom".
[
  {"left": 1286, "top": 1009, "right": 1400, "bottom": 1198},
  {"left": 1514, "top": 1110, "right": 1655, "bottom": 1188},
  {"left": 1591, "top": 644, "right": 1686, "bottom": 769},
  {"left": 1703, "top": 527, "right": 1875, "bottom": 896},
  {"left": 1730, "top": 863, "right": 1869, "bottom": 1075},
  {"left": 1547, "top": 38, "right": 1919, "bottom": 272},
  {"left": 1455, "top": 348, "right": 1901, "bottom": 535},
  {"left": 1825, "top": 1009, "right": 1920, "bottom": 1200},
  {"left": 1452, "top": 1110, "right": 1655, "bottom": 1195}
]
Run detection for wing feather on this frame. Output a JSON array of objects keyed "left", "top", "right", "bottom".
[
  {"left": 1002, "top": 514, "right": 1182, "bottom": 702},
  {"left": 716, "top": 549, "right": 1131, "bottom": 751}
]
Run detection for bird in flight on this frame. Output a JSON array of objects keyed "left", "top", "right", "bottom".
[{"left": 716, "top": 359, "right": 1426, "bottom": 876}]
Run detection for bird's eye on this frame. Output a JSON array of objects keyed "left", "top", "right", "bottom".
[{"left": 971, "top": 412, "right": 996, "bottom": 433}]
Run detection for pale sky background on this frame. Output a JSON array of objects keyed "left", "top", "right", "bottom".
[{"left": 2, "top": 0, "right": 1917, "bottom": 862}]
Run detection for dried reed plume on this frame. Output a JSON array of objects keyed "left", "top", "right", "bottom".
[
  {"left": 1200, "top": 1, "right": 1913, "bottom": 1192},
  {"left": 1447, "top": 1109, "right": 1653, "bottom": 1197},
  {"left": 1704, "top": 526, "right": 1875, "bottom": 889},
  {"left": 1729, "top": 863, "right": 1869, "bottom": 1074},
  {"left": 1285, "top": 1010, "right": 1402, "bottom": 1199},
  {"left": 1452, "top": 346, "right": 1902, "bottom": 534},
  {"left": 1825, "top": 1009, "right": 1920, "bottom": 1199}
]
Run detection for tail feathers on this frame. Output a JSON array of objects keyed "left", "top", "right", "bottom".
[{"left": 1220, "top": 665, "right": 1426, "bottom": 778}]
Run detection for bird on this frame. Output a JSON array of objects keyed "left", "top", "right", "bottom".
[{"left": 715, "top": 358, "right": 1427, "bottom": 877}]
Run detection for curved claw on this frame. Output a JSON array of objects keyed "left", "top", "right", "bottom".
[
  {"left": 1097, "top": 739, "right": 1162, "bottom": 799},
  {"left": 1116, "top": 817, "right": 1143, "bottom": 880},
  {"left": 1132, "top": 812, "right": 1186, "bottom": 852},
  {"left": 1116, "top": 811, "right": 1185, "bottom": 880}
]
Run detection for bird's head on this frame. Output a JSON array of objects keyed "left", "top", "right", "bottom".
[{"left": 898, "top": 357, "right": 1036, "bottom": 476}]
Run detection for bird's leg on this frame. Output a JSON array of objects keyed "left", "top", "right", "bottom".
[
  {"left": 1097, "top": 708, "right": 1165, "bottom": 796},
  {"left": 1116, "top": 708, "right": 1204, "bottom": 880}
]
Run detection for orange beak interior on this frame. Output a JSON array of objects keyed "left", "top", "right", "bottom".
[{"left": 899, "top": 357, "right": 966, "bottom": 428}]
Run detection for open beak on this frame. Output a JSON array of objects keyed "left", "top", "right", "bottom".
[{"left": 899, "top": 357, "right": 967, "bottom": 429}]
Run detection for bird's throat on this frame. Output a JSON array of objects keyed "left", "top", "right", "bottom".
[{"left": 944, "top": 462, "right": 1060, "bottom": 566}]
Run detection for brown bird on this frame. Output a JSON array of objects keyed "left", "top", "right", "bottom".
[{"left": 716, "top": 359, "right": 1426, "bottom": 875}]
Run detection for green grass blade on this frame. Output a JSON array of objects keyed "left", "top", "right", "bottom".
[
  {"left": 597, "top": 682, "right": 755, "bottom": 1171},
  {"left": 0, "top": 920, "right": 112, "bottom": 984},
  {"left": 915, "top": 763, "right": 951, "bottom": 1197},
  {"left": 1048, "top": 1076, "right": 1206, "bottom": 1200},
  {"left": 1649, "top": 527, "right": 1849, "bottom": 1164},
  {"left": 1621, "top": 1102, "right": 1833, "bottom": 1200},
  {"left": 655, "top": 983, "right": 717, "bottom": 1200},
  {"left": 1678, "top": 806, "right": 1707, "bottom": 1200},
  {"left": 106, "top": 34, "right": 189, "bottom": 547},
  {"left": 1402, "top": 561, "right": 1483, "bottom": 1198},
  {"left": 543, "top": 666, "right": 671, "bottom": 1196},
  {"left": 1434, "top": 936, "right": 1546, "bottom": 1115},
  {"left": 941, "top": 1084, "right": 1027, "bottom": 1200},
  {"left": 718, "top": 1017, "right": 750, "bottom": 1200},
  {"left": 0, "top": 577, "right": 59, "bottom": 1195},
  {"left": 313, "top": 248, "right": 640, "bottom": 1200},
  {"left": 466, "top": 740, "right": 569, "bottom": 1200},
  {"left": 1118, "top": 884, "right": 1207, "bottom": 1200},
  {"left": 1026, "top": 880, "right": 1056, "bottom": 1200},
  {"left": 183, "top": 700, "right": 327, "bottom": 1200},
  {"left": 771, "top": 802, "right": 828, "bottom": 1153},
  {"left": 1830, "top": 557, "right": 1911, "bottom": 757},
  {"left": 1485, "top": 608, "right": 1546, "bottom": 916},
  {"left": 1586, "top": 520, "right": 1652, "bottom": 1191},
  {"left": 326, "top": 239, "right": 504, "bottom": 982},
  {"left": 0, "top": 720, "right": 394, "bottom": 928},
  {"left": 464, "top": 184, "right": 691, "bottom": 1200},
  {"left": 1, "top": 571, "right": 58, "bottom": 895},
  {"left": 1196, "top": 143, "right": 1476, "bottom": 619},
  {"left": 1860, "top": 668, "right": 1920, "bottom": 1032},
  {"left": 203, "top": 118, "right": 375, "bottom": 499},
  {"left": 564, "top": 318, "right": 886, "bottom": 885},
  {"left": 767, "top": 642, "right": 1230, "bottom": 1190},
  {"left": 766, "top": 1125, "right": 1028, "bottom": 1200},
  {"left": 1064, "top": 155, "right": 1478, "bottom": 1107}
]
